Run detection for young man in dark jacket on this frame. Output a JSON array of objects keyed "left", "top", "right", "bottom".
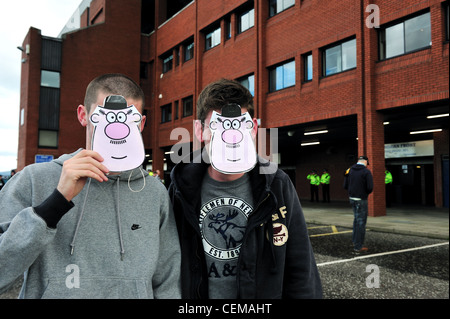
[
  {"left": 169, "top": 78, "right": 322, "bottom": 299},
  {"left": 343, "top": 155, "right": 374, "bottom": 254}
]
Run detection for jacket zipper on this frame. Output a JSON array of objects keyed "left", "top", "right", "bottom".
[{"left": 236, "top": 191, "right": 272, "bottom": 298}]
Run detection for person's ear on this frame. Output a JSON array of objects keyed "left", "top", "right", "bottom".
[
  {"left": 139, "top": 115, "right": 147, "bottom": 132},
  {"left": 251, "top": 117, "right": 258, "bottom": 139},
  {"left": 77, "top": 105, "right": 88, "bottom": 127},
  {"left": 194, "top": 120, "right": 204, "bottom": 142}
]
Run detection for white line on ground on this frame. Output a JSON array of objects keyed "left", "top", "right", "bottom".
[{"left": 317, "top": 242, "right": 449, "bottom": 267}]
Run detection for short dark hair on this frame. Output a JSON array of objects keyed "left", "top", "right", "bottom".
[
  {"left": 84, "top": 74, "right": 145, "bottom": 112},
  {"left": 196, "top": 78, "right": 254, "bottom": 123}
]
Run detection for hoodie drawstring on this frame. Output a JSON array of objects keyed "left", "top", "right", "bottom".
[
  {"left": 70, "top": 178, "right": 92, "bottom": 255},
  {"left": 69, "top": 176, "right": 126, "bottom": 261},
  {"left": 116, "top": 176, "right": 125, "bottom": 261}
]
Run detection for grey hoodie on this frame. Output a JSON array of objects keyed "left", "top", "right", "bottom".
[{"left": 0, "top": 149, "right": 181, "bottom": 298}]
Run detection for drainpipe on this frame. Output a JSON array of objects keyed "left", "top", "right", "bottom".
[{"left": 360, "top": 0, "right": 367, "bottom": 156}]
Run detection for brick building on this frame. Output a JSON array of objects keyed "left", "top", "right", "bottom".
[{"left": 17, "top": 0, "right": 449, "bottom": 216}]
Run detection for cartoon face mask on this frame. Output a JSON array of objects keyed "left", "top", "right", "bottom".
[
  {"left": 89, "top": 95, "right": 145, "bottom": 172},
  {"left": 208, "top": 103, "right": 257, "bottom": 174}
]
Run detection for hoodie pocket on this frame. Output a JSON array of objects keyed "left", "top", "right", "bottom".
[{"left": 41, "top": 277, "right": 150, "bottom": 299}]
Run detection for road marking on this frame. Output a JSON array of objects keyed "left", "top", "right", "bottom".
[
  {"left": 317, "top": 242, "right": 449, "bottom": 267},
  {"left": 308, "top": 225, "right": 353, "bottom": 237},
  {"left": 310, "top": 230, "right": 353, "bottom": 237}
]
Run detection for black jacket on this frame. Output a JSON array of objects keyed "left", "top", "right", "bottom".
[
  {"left": 343, "top": 164, "right": 374, "bottom": 199},
  {"left": 168, "top": 151, "right": 322, "bottom": 299}
]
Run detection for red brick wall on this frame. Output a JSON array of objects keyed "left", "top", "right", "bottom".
[
  {"left": 18, "top": 0, "right": 448, "bottom": 211},
  {"left": 17, "top": 28, "right": 43, "bottom": 170},
  {"left": 58, "top": 0, "right": 142, "bottom": 155}
]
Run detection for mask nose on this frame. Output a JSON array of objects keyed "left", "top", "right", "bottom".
[
  {"left": 105, "top": 122, "right": 130, "bottom": 140},
  {"left": 221, "top": 129, "right": 243, "bottom": 145}
]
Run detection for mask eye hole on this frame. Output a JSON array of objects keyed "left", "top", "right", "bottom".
[
  {"left": 117, "top": 112, "right": 126, "bottom": 123},
  {"left": 231, "top": 120, "right": 240, "bottom": 130},
  {"left": 106, "top": 112, "right": 116, "bottom": 123},
  {"left": 223, "top": 120, "right": 232, "bottom": 130}
]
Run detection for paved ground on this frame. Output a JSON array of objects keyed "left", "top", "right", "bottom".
[
  {"left": 2, "top": 201, "right": 448, "bottom": 299},
  {"left": 301, "top": 201, "right": 449, "bottom": 240},
  {"left": 309, "top": 223, "right": 449, "bottom": 299}
]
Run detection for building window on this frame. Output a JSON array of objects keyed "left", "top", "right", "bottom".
[
  {"left": 303, "top": 53, "right": 313, "bottom": 82},
  {"left": 161, "top": 104, "right": 172, "bottom": 123},
  {"left": 269, "top": 0, "right": 295, "bottom": 17},
  {"left": 238, "top": 8, "right": 254, "bottom": 34},
  {"left": 205, "top": 26, "right": 221, "bottom": 50},
  {"left": 379, "top": 11, "right": 431, "bottom": 60},
  {"left": 269, "top": 60, "right": 295, "bottom": 92},
  {"left": 162, "top": 53, "right": 173, "bottom": 73},
  {"left": 182, "top": 96, "right": 193, "bottom": 117},
  {"left": 38, "top": 130, "right": 58, "bottom": 148},
  {"left": 225, "top": 18, "right": 232, "bottom": 40},
  {"left": 184, "top": 41, "right": 194, "bottom": 62},
  {"left": 238, "top": 74, "right": 255, "bottom": 96},
  {"left": 323, "top": 38, "right": 356, "bottom": 76},
  {"left": 41, "top": 70, "right": 60, "bottom": 88},
  {"left": 20, "top": 108, "right": 24, "bottom": 126}
]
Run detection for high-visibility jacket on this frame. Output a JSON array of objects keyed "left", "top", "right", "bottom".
[
  {"left": 307, "top": 174, "right": 320, "bottom": 186},
  {"left": 320, "top": 173, "right": 330, "bottom": 185},
  {"left": 385, "top": 170, "right": 393, "bottom": 184}
]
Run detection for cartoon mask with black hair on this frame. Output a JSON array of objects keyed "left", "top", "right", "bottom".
[
  {"left": 208, "top": 103, "right": 257, "bottom": 174},
  {"left": 89, "top": 95, "right": 145, "bottom": 172}
]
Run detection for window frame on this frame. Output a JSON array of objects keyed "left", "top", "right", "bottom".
[
  {"left": 184, "top": 41, "right": 194, "bottom": 62},
  {"left": 269, "top": 0, "right": 295, "bottom": 18},
  {"left": 225, "top": 17, "right": 232, "bottom": 40},
  {"left": 322, "top": 37, "right": 357, "bottom": 77},
  {"left": 268, "top": 59, "right": 296, "bottom": 92},
  {"left": 205, "top": 26, "right": 221, "bottom": 51},
  {"left": 238, "top": 8, "right": 255, "bottom": 34},
  {"left": 303, "top": 52, "right": 313, "bottom": 82},
  {"left": 182, "top": 96, "right": 193, "bottom": 117},
  {"left": 237, "top": 74, "right": 255, "bottom": 96},
  {"left": 161, "top": 104, "right": 172, "bottom": 123},
  {"left": 40, "top": 70, "right": 60, "bottom": 88},
  {"left": 38, "top": 129, "right": 58, "bottom": 148},
  {"left": 378, "top": 11, "right": 432, "bottom": 61},
  {"left": 162, "top": 52, "right": 173, "bottom": 73}
]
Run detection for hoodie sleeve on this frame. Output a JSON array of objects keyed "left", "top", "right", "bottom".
[
  {"left": 0, "top": 168, "right": 73, "bottom": 294},
  {"left": 151, "top": 191, "right": 182, "bottom": 298}
]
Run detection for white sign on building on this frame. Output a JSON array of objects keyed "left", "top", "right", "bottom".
[{"left": 385, "top": 140, "right": 434, "bottom": 158}]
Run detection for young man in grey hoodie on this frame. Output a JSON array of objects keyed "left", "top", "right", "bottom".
[{"left": 0, "top": 74, "right": 181, "bottom": 299}]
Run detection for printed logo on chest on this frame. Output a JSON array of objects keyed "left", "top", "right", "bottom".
[{"left": 199, "top": 197, "right": 253, "bottom": 260}]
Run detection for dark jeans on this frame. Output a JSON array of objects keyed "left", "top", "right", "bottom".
[
  {"left": 350, "top": 198, "right": 368, "bottom": 250},
  {"left": 310, "top": 185, "right": 319, "bottom": 202},
  {"left": 322, "top": 184, "right": 330, "bottom": 202}
]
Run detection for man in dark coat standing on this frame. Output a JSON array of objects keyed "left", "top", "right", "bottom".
[{"left": 344, "top": 156, "right": 373, "bottom": 254}]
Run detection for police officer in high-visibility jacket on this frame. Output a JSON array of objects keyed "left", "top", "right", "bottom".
[
  {"left": 321, "top": 169, "right": 331, "bottom": 203},
  {"left": 307, "top": 170, "right": 320, "bottom": 202},
  {"left": 385, "top": 168, "right": 393, "bottom": 206}
]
